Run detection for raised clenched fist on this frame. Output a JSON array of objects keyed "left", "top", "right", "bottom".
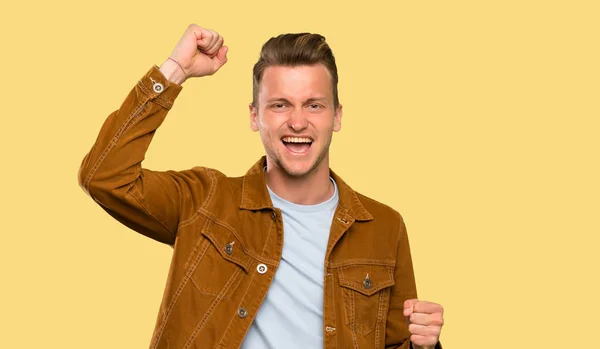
[{"left": 160, "top": 24, "right": 229, "bottom": 84}]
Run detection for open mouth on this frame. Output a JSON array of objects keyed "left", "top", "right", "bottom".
[{"left": 281, "top": 136, "right": 313, "bottom": 154}]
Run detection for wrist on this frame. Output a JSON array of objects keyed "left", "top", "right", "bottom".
[{"left": 159, "top": 59, "right": 187, "bottom": 85}]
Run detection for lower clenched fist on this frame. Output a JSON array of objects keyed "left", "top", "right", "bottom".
[{"left": 403, "top": 298, "right": 444, "bottom": 349}]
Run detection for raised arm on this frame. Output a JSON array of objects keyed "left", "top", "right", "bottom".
[{"left": 77, "top": 24, "right": 229, "bottom": 245}]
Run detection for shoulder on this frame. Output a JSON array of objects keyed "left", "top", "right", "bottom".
[
  {"left": 355, "top": 190, "right": 404, "bottom": 221},
  {"left": 354, "top": 190, "right": 407, "bottom": 233}
]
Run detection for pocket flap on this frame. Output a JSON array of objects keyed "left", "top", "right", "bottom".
[
  {"left": 200, "top": 220, "right": 252, "bottom": 273},
  {"left": 338, "top": 264, "right": 395, "bottom": 296}
]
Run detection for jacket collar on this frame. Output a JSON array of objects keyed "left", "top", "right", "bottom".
[{"left": 240, "top": 156, "right": 373, "bottom": 221}]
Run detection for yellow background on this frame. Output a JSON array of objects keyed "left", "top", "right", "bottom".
[{"left": 1, "top": 0, "right": 598, "bottom": 348}]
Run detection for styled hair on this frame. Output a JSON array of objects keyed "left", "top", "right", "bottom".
[{"left": 251, "top": 33, "right": 339, "bottom": 110}]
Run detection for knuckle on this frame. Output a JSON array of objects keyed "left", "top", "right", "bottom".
[
  {"left": 408, "top": 323, "right": 416, "bottom": 333},
  {"left": 410, "top": 334, "right": 423, "bottom": 346},
  {"left": 200, "top": 28, "right": 211, "bottom": 38},
  {"left": 435, "top": 313, "right": 444, "bottom": 326}
]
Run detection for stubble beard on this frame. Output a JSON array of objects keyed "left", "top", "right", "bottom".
[{"left": 270, "top": 137, "right": 332, "bottom": 179}]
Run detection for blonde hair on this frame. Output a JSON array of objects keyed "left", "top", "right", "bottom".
[{"left": 252, "top": 33, "right": 339, "bottom": 110}]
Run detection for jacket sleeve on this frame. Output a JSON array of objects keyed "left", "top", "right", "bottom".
[
  {"left": 385, "top": 214, "right": 443, "bottom": 349},
  {"left": 77, "top": 66, "right": 212, "bottom": 246}
]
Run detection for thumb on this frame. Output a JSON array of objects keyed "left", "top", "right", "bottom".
[
  {"left": 213, "top": 45, "right": 228, "bottom": 69},
  {"left": 404, "top": 298, "right": 418, "bottom": 316},
  {"left": 404, "top": 298, "right": 418, "bottom": 324}
]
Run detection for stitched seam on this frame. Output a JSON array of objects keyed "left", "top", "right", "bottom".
[
  {"left": 329, "top": 259, "right": 396, "bottom": 268},
  {"left": 150, "top": 220, "right": 210, "bottom": 349},
  {"left": 201, "top": 227, "right": 251, "bottom": 271},
  {"left": 350, "top": 289, "right": 355, "bottom": 328},
  {"left": 199, "top": 207, "right": 245, "bottom": 248},
  {"left": 155, "top": 94, "right": 174, "bottom": 109},
  {"left": 190, "top": 275, "right": 219, "bottom": 296},
  {"left": 183, "top": 229, "right": 206, "bottom": 270},
  {"left": 374, "top": 288, "right": 387, "bottom": 348},
  {"left": 323, "top": 269, "right": 335, "bottom": 349},
  {"left": 325, "top": 207, "right": 350, "bottom": 261},
  {"left": 216, "top": 256, "right": 259, "bottom": 348},
  {"left": 340, "top": 280, "right": 393, "bottom": 295},
  {"left": 323, "top": 272, "right": 329, "bottom": 349},
  {"left": 260, "top": 216, "right": 275, "bottom": 255},
  {"left": 240, "top": 175, "right": 248, "bottom": 207},
  {"left": 377, "top": 270, "right": 394, "bottom": 342},
  {"left": 338, "top": 266, "right": 346, "bottom": 284},
  {"left": 327, "top": 272, "right": 335, "bottom": 349},
  {"left": 184, "top": 267, "right": 243, "bottom": 349},
  {"left": 197, "top": 209, "right": 279, "bottom": 266},
  {"left": 178, "top": 167, "right": 216, "bottom": 228},
  {"left": 330, "top": 272, "right": 336, "bottom": 325},
  {"left": 177, "top": 205, "right": 204, "bottom": 229},
  {"left": 201, "top": 168, "right": 217, "bottom": 209},
  {"left": 152, "top": 238, "right": 210, "bottom": 348},
  {"left": 83, "top": 97, "right": 149, "bottom": 191},
  {"left": 190, "top": 220, "right": 245, "bottom": 298},
  {"left": 350, "top": 290, "right": 358, "bottom": 349},
  {"left": 138, "top": 79, "right": 152, "bottom": 95},
  {"left": 84, "top": 81, "right": 150, "bottom": 188},
  {"left": 337, "top": 265, "right": 394, "bottom": 295},
  {"left": 237, "top": 263, "right": 277, "bottom": 348}
]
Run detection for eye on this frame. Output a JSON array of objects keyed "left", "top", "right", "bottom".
[
  {"left": 309, "top": 104, "right": 322, "bottom": 109},
  {"left": 271, "top": 103, "right": 287, "bottom": 110}
]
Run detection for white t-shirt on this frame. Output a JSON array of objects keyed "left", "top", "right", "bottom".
[{"left": 240, "top": 177, "right": 339, "bottom": 349}]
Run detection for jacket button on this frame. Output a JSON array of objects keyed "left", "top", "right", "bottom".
[
  {"left": 363, "top": 276, "right": 372, "bottom": 289},
  {"left": 150, "top": 78, "right": 164, "bottom": 93},
  {"left": 224, "top": 243, "right": 234, "bottom": 255},
  {"left": 153, "top": 82, "right": 164, "bottom": 93},
  {"left": 271, "top": 211, "right": 277, "bottom": 221},
  {"left": 237, "top": 307, "right": 248, "bottom": 318},
  {"left": 256, "top": 263, "right": 267, "bottom": 274}
]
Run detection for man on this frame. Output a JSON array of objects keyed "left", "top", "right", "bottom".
[{"left": 78, "top": 24, "right": 444, "bottom": 349}]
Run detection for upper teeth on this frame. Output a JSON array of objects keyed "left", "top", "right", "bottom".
[{"left": 283, "top": 137, "right": 312, "bottom": 143}]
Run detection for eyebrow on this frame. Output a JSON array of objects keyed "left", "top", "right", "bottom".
[{"left": 266, "top": 97, "right": 328, "bottom": 104}]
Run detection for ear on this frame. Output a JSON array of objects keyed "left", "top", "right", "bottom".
[
  {"left": 333, "top": 104, "right": 343, "bottom": 132},
  {"left": 249, "top": 103, "right": 259, "bottom": 132}
]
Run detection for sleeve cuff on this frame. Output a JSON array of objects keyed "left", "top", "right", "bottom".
[{"left": 137, "top": 65, "right": 184, "bottom": 110}]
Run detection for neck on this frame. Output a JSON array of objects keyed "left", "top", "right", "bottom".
[{"left": 265, "top": 156, "right": 334, "bottom": 205}]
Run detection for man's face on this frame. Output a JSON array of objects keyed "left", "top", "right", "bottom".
[{"left": 249, "top": 64, "right": 343, "bottom": 177}]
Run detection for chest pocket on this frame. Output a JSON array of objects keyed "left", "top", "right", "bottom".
[
  {"left": 185, "top": 219, "right": 252, "bottom": 297},
  {"left": 338, "top": 263, "right": 395, "bottom": 335}
]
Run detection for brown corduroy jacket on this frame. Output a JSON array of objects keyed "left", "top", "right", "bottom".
[{"left": 78, "top": 66, "right": 441, "bottom": 349}]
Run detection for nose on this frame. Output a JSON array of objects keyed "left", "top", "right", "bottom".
[{"left": 288, "top": 109, "right": 308, "bottom": 132}]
